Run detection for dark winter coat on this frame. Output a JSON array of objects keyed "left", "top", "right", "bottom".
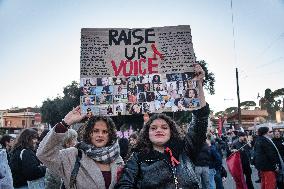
[
  {"left": 195, "top": 143, "right": 211, "bottom": 167},
  {"left": 231, "top": 140, "right": 252, "bottom": 174},
  {"left": 9, "top": 147, "right": 46, "bottom": 188},
  {"left": 255, "top": 136, "right": 280, "bottom": 171},
  {"left": 272, "top": 137, "right": 284, "bottom": 159},
  {"left": 115, "top": 104, "right": 210, "bottom": 189},
  {"left": 208, "top": 144, "right": 222, "bottom": 171}
]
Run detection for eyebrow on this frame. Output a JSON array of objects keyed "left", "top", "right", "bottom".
[{"left": 150, "top": 124, "right": 169, "bottom": 127}]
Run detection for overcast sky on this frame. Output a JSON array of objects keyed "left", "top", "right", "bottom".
[{"left": 0, "top": 0, "right": 283, "bottom": 112}]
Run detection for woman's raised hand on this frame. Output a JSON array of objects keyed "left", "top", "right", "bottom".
[{"left": 63, "top": 106, "right": 86, "bottom": 126}]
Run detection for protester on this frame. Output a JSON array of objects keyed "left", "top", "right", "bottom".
[
  {"left": 231, "top": 131, "right": 254, "bottom": 189},
  {"left": 115, "top": 64, "right": 209, "bottom": 189},
  {"left": 45, "top": 129, "right": 78, "bottom": 189},
  {"left": 0, "top": 134, "right": 15, "bottom": 161},
  {"left": 0, "top": 144, "right": 13, "bottom": 189},
  {"left": 37, "top": 110, "right": 124, "bottom": 189},
  {"left": 195, "top": 142, "right": 210, "bottom": 189},
  {"left": 9, "top": 128, "right": 46, "bottom": 189},
  {"left": 255, "top": 126, "right": 280, "bottom": 189},
  {"left": 272, "top": 129, "right": 284, "bottom": 159},
  {"left": 207, "top": 137, "right": 223, "bottom": 189},
  {"left": 118, "top": 137, "right": 129, "bottom": 162}
]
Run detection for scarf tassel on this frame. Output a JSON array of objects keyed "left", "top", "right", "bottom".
[{"left": 165, "top": 147, "right": 180, "bottom": 167}]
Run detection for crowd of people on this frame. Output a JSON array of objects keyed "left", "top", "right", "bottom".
[{"left": 0, "top": 65, "right": 283, "bottom": 189}]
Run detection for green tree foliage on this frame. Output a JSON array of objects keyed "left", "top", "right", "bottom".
[
  {"left": 214, "top": 111, "right": 225, "bottom": 117},
  {"left": 260, "top": 88, "right": 284, "bottom": 120},
  {"left": 225, "top": 107, "right": 238, "bottom": 115},
  {"left": 240, "top": 101, "right": 256, "bottom": 110},
  {"left": 197, "top": 60, "right": 216, "bottom": 95},
  {"left": 41, "top": 81, "right": 80, "bottom": 126}
]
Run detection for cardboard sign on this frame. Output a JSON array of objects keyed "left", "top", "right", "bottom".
[{"left": 80, "top": 25, "right": 201, "bottom": 116}]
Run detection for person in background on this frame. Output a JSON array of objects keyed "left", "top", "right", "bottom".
[
  {"left": 45, "top": 129, "right": 78, "bottom": 189},
  {"left": 255, "top": 126, "right": 280, "bottom": 189},
  {"left": 194, "top": 142, "right": 210, "bottom": 188},
  {"left": 125, "top": 132, "right": 139, "bottom": 161},
  {"left": 271, "top": 129, "right": 284, "bottom": 189},
  {"left": 0, "top": 134, "right": 15, "bottom": 161},
  {"left": 9, "top": 128, "right": 46, "bottom": 189},
  {"left": 272, "top": 129, "right": 284, "bottom": 159},
  {"left": 118, "top": 138, "right": 129, "bottom": 162},
  {"left": 37, "top": 107, "right": 124, "bottom": 189},
  {"left": 207, "top": 136, "right": 223, "bottom": 189},
  {"left": 0, "top": 141, "right": 14, "bottom": 189},
  {"left": 231, "top": 132, "right": 254, "bottom": 189}
]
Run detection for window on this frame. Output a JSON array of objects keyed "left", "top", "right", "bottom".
[{"left": 22, "top": 120, "right": 25, "bottom": 126}]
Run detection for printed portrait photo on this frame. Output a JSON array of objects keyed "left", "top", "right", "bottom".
[
  {"left": 114, "top": 103, "right": 125, "bottom": 116},
  {"left": 146, "top": 92, "right": 155, "bottom": 102},
  {"left": 141, "top": 75, "right": 150, "bottom": 83},
  {"left": 137, "top": 84, "right": 145, "bottom": 93},
  {"left": 81, "top": 95, "right": 95, "bottom": 106},
  {"left": 184, "top": 88, "right": 198, "bottom": 99},
  {"left": 113, "top": 94, "right": 128, "bottom": 103},
  {"left": 127, "top": 91, "right": 137, "bottom": 103},
  {"left": 113, "top": 77, "right": 127, "bottom": 85},
  {"left": 142, "top": 102, "right": 151, "bottom": 113},
  {"left": 128, "top": 103, "right": 142, "bottom": 114},
  {"left": 97, "top": 77, "right": 113, "bottom": 86},
  {"left": 80, "top": 86, "right": 91, "bottom": 96},
  {"left": 154, "top": 83, "right": 164, "bottom": 91},
  {"left": 80, "top": 78, "right": 97, "bottom": 87},
  {"left": 113, "top": 85, "right": 127, "bottom": 95},
  {"left": 166, "top": 73, "right": 182, "bottom": 82},
  {"left": 126, "top": 76, "right": 138, "bottom": 83},
  {"left": 81, "top": 105, "right": 99, "bottom": 117},
  {"left": 138, "top": 92, "right": 146, "bottom": 103},
  {"left": 186, "top": 80, "right": 197, "bottom": 89},
  {"left": 150, "top": 74, "right": 161, "bottom": 83},
  {"left": 182, "top": 72, "right": 194, "bottom": 81}
]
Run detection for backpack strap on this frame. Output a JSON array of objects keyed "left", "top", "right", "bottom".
[
  {"left": 20, "top": 149, "right": 26, "bottom": 160},
  {"left": 69, "top": 149, "right": 83, "bottom": 188}
]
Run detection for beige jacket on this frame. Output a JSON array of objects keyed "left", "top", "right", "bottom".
[{"left": 36, "top": 128, "right": 124, "bottom": 189}]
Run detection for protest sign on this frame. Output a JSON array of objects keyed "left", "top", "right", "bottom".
[{"left": 80, "top": 25, "right": 201, "bottom": 116}]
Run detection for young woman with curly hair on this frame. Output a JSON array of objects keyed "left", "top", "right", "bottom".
[
  {"left": 37, "top": 113, "right": 124, "bottom": 189},
  {"left": 115, "top": 64, "right": 209, "bottom": 189}
]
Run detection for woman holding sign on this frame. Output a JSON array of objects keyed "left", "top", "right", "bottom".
[
  {"left": 37, "top": 112, "right": 124, "bottom": 189},
  {"left": 115, "top": 64, "right": 208, "bottom": 189}
]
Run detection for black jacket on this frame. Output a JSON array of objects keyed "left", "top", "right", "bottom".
[
  {"left": 9, "top": 147, "right": 46, "bottom": 187},
  {"left": 272, "top": 137, "right": 284, "bottom": 159},
  {"left": 195, "top": 143, "right": 211, "bottom": 167},
  {"left": 255, "top": 136, "right": 280, "bottom": 171},
  {"left": 231, "top": 140, "right": 252, "bottom": 174},
  {"left": 115, "top": 104, "right": 210, "bottom": 189}
]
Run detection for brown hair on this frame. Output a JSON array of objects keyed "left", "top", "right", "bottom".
[{"left": 11, "top": 128, "right": 38, "bottom": 151}]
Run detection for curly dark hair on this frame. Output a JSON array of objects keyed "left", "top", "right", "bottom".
[
  {"left": 11, "top": 128, "right": 38, "bottom": 151},
  {"left": 136, "top": 114, "right": 182, "bottom": 153},
  {"left": 83, "top": 116, "right": 117, "bottom": 146}
]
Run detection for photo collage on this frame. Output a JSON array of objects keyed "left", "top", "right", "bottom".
[{"left": 80, "top": 72, "right": 201, "bottom": 116}]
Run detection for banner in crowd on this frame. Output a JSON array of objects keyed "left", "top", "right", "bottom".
[
  {"left": 226, "top": 151, "right": 248, "bottom": 189},
  {"left": 80, "top": 25, "right": 201, "bottom": 116}
]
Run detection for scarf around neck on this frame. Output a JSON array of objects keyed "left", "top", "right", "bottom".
[{"left": 77, "top": 140, "right": 120, "bottom": 164}]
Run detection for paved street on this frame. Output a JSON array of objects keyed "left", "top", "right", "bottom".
[{"left": 223, "top": 159, "right": 260, "bottom": 189}]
